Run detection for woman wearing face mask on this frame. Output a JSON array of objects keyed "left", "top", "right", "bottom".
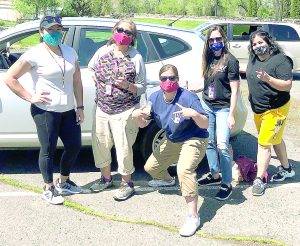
[
  {"left": 88, "top": 19, "right": 146, "bottom": 201},
  {"left": 246, "top": 30, "right": 294, "bottom": 196},
  {"left": 197, "top": 26, "right": 240, "bottom": 201},
  {"left": 132, "top": 64, "right": 208, "bottom": 237},
  {"left": 4, "top": 15, "right": 84, "bottom": 205}
]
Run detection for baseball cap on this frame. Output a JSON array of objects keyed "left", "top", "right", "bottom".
[{"left": 40, "top": 15, "right": 62, "bottom": 29}]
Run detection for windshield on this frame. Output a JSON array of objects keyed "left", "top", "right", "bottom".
[{"left": 194, "top": 22, "right": 212, "bottom": 32}]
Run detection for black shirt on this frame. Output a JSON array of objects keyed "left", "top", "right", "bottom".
[
  {"left": 203, "top": 53, "right": 240, "bottom": 108},
  {"left": 246, "top": 53, "right": 292, "bottom": 114}
]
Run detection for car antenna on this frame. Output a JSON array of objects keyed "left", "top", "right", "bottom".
[{"left": 167, "top": 14, "right": 185, "bottom": 27}]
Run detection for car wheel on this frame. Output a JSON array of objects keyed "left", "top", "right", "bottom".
[{"left": 140, "top": 122, "right": 165, "bottom": 161}]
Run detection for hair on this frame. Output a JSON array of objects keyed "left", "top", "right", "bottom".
[
  {"left": 201, "top": 25, "right": 230, "bottom": 79},
  {"left": 248, "top": 30, "right": 283, "bottom": 62},
  {"left": 107, "top": 19, "right": 137, "bottom": 46},
  {"left": 159, "top": 64, "right": 179, "bottom": 78}
]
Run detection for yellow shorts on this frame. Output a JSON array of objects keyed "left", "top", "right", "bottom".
[{"left": 254, "top": 101, "right": 290, "bottom": 146}]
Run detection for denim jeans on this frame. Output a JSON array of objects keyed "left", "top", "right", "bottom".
[
  {"left": 31, "top": 104, "right": 81, "bottom": 184},
  {"left": 201, "top": 100, "right": 232, "bottom": 184}
]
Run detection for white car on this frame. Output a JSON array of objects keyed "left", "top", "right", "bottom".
[
  {"left": 0, "top": 17, "right": 247, "bottom": 160},
  {"left": 195, "top": 20, "right": 300, "bottom": 74}
]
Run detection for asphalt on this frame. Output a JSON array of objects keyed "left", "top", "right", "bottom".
[{"left": 0, "top": 79, "right": 300, "bottom": 246}]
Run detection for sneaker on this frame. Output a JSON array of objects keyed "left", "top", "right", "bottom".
[
  {"left": 252, "top": 178, "right": 265, "bottom": 196},
  {"left": 90, "top": 177, "right": 113, "bottom": 192},
  {"left": 198, "top": 173, "right": 221, "bottom": 186},
  {"left": 55, "top": 178, "right": 82, "bottom": 194},
  {"left": 41, "top": 186, "right": 64, "bottom": 205},
  {"left": 271, "top": 165, "right": 295, "bottom": 182},
  {"left": 148, "top": 177, "right": 176, "bottom": 187},
  {"left": 179, "top": 215, "right": 200, "bottom": 237},
  {"left": 113, "top": 182, "right": 135, "bottom": 201},
  {"left": 215, "top": 184, "right": 232, "bottom": 201}
]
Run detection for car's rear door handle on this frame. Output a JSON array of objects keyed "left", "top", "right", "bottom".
[{"left": 232, "top": 44, "right": 241, "bottom": 48}]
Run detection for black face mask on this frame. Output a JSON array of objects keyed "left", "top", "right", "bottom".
[{"left": 253, "top": 45, "right": 270, "bottom": 56}]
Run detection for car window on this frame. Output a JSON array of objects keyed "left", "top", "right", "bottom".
[
  {"left": 232, "top": 24, "right": 263, "bottom": 41},
  {"left": 149, "top": 33, "right": 190, "bottom": 60},
  {"left": 269, "top": 24, "right": 299, "bottom": 41},
  {"left": 78, "top": 28, "right": 150, "bottom": 66},
  {"left": 78, "top": 28, "right": 111, "bottom": 67},
  {"left": 136, "top": 33, "right": 150, "bottom": 63},
  {"left": 201, "top": 24, "right": 227, "bottom": 37}
]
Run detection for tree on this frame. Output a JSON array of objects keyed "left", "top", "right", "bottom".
[
  {"left": 291, "top": 0, "right": 300, "bottom": 18},
  {"left": 61, "top": 0, "right": 92, "bottom": 17},
  {"left": 12, "top": 0, "right": 60, "bottom": 19}
]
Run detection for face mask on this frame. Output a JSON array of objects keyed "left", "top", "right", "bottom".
[
  {"left": 43, "top": 31, "right": 63, "bottom": 46},
  {"left": 253, "top": 45, "right": 270, "bottom": 56},
  {"left": 113, "top": 32, "right": 132, "bottom": 46},
  {"left": 160, "top": 80, "right": 179, "bottom": 93},
  {"left": 210, "top": 42, "right": 224, "bottom": 52}
]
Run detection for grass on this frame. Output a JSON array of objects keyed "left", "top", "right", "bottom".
[{"left": 0, "top": 174, "right": 288, "bottom": 246}]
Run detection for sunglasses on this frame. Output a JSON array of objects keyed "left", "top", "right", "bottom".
[
  {"left": 160, "top": 76, "right": 178, "bottom": 82},
  {"left": 43, "top": 16, "right": 62, "bottom": 24},
  {"left": 116, "top": 27, "right": 133, "bottom": 36},
  {"left": 208, "top": 37, "right": 223, "bottom": 43}
]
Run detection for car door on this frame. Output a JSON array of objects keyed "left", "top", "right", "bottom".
[{"left": 228, "top": 23, "right": 265, "bottom": 72}]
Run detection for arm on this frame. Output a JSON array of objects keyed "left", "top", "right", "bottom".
[
  {"left": 4, "top": 58, "right": 50, "bottom": 103},
  {"left": 73, "top": 60, "right": 84, "bottom": 124},
  {"left": 132, "top": 107, "right": 151, "bottom": 128},
  {"left": 257, "top": 68, "right": 292, "bottom": 91},
  {"left": 228, "top": 80, "right": 239, "bottom": 129},
  {"left": 174, "top": 103, "right": 208, "bottom": 129}
]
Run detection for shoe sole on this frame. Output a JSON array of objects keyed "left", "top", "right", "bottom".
[
  {"left": 198, "top": 181, "right": 222, "bottom": 186},
  {"left": 89, "top": 184, "right": 114, "bottom": 193},
  {"left": 57, "top": 189, "right": 82, "bottom": 194},
  {"left": 252, "top": 190, "right": 265, "bottom": 196},
  {"left": 271, "top": 172, "right": 295, "bottom": 182},
  {"left": 215, "top": 190, "right": 233, "bottom": 201},
  {"left": 148, "top": 183, "right": 176, "bottom": 187},
  {"left": 113, "top": 190, "right": 135, "bottom": 201},
  {"left": 41, "top": 194, "right": 64, "bottom": 205},
  {"left": 179, "top": 224, "right": 200, "bottom": 237}
]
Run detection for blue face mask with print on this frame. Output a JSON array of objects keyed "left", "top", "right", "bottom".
[
  {"left": 43, "top": 31, "right": 63, "bottom": 46},
  {"left": 210, "top": 42, "right": 224, "bottom": 52}
]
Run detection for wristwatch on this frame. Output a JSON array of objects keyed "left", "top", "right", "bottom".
[{"left": 76, "top": 105, "right": 84, "bottom": 110}]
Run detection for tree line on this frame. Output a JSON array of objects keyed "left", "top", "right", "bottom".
[{"left": 12, "top": 0, "right": 300, "bottom": 20}]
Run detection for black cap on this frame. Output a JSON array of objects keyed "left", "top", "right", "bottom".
[{"left": 40, "top": 15, "right": 62, "bottom": 29}]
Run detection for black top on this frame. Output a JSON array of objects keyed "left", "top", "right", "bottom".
[
  {"left": 203, "top": 53, "right": 240, "bottom": 108},
  {"left": 246, "top": 53, "right": 292, "bottom": 114}
]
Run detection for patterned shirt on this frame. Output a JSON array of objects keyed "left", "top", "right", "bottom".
[{"left": 88, "top": 45, "right": 146, "bottom": 114}]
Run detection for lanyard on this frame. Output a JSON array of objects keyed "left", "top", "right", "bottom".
[{"left": 46, "top": 45, "right": 66, "bottom": 89}]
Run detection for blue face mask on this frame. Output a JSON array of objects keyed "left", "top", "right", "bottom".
[
  {"left": 210, "top": 42, "right": 224, "bottom": 52},
  {"left": 43, "top": 31, "right": 63, "bottom": 46}
]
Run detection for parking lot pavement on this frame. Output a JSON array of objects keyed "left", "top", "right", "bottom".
[{"left": 0, "top": 79, "right": 299, "bottom": 245}]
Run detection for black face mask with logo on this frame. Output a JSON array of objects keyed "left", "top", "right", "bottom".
[{"left": 253, "top": 45, "right": 270, "bottom": 56}]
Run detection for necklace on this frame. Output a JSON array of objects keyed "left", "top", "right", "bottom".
[
  {"left": 45, "top": 44, "right": 66, "bottom": 89},
  {"left": 163, "top": 90, "right": 177, "bottom": 104}
]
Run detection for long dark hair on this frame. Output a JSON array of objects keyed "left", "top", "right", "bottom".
[
  {"left": 107, "top": 19, "right": 137, "bottom": 47},
  {"left": 248, "top": 30, "right": 283, "bottom": 62},
  {"left": 202, "top": 25, "right": 230, "bottom": 80}
]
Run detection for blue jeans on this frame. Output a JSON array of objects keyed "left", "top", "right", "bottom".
[
  {"left": 201, "top": 100, "right": 232, "bottom": 184},
  {"left": 31, "top": 104, "right": 81, "bottom": 184}
]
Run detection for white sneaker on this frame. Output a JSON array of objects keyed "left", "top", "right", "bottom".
[
  {"left": 55, "top": 178, "right": 82, "bottom": 194},
  {"left": 179, "top": 215, "right": 200, "bottom": 237},
  {"left": 41, "top": 186, "right": 64, "bottom": 205},
  {"left": 148, "top": 177, "right": 176, "bottom": 187}
]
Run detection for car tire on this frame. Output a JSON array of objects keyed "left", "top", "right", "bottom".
[{"left": 140, "top": 122, "right": 165, "bottom": 161}]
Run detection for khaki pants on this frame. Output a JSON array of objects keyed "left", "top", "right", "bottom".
[
  {"left": 92, "top": 106, "right": 139, "bottom": 175},
  {"left": 145, "top": 137, "right": 208, "bottom": 197}
]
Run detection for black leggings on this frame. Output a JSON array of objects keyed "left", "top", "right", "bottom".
[{"left": 31, "top": 104, "right": 81, "bottom": 183}]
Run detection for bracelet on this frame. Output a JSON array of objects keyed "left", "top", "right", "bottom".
[{"left": 76, "top": 105, "right": 84, "bottom": 110}]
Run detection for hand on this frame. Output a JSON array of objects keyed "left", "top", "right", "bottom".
[
  {"left": 227, "top": 114, "right": 235, "bottom": 130},
  {"left": 256, "top": 68, "right": 270, "bottom": 82},
  {"left": 132, "top": 106, "right": 149, "bottom": 119},
  {"left": 30, "top": 91, "right": 51, "bottom": 104},
  {"left": 115, "top": 76, "right": 130, "bottom": 90},
  {"left": 173, "top": 103, "right": 197, "bottom": 118},
  {"left": 76, "top": 108, "right": 84, "bottom": 125}
]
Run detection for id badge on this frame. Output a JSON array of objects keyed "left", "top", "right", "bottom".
[
  {"left": 105, "top": 84, "right": 112, "bottom": 95},
  {"left": 208, "top": 84, "right": 215, "bottom": 99},
  {"left": 60, "top": 95, "right": 68, "bottom": 105}
]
